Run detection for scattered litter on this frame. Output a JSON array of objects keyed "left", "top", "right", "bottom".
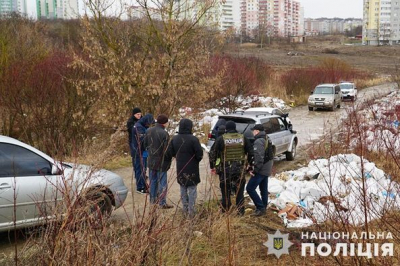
[{"left": 262, "top": 154, "right": 400, "bottom": 228}]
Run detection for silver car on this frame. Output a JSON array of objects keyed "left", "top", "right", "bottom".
[
  {"left": 308, "top": 83, "right": 342, "bottom": 111},
  {"left": 206, "top": 110, "right": 298, "bottom": 161},
  {"left": 0, "top": 135, "right": 128, "bottom": 232}
]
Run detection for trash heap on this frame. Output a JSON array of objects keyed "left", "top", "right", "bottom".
[
  {"left": 176, "top": 96, "right": 289, "bottom": 137},
  {"left": 354, "top": 90, "right": 400, "bottom": 152},
  {"left": 264, "top": 154, "right": 400, "bottom": 228}
]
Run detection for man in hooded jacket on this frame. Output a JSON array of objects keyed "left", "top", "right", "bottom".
[
  {"left": 169, "top": 118, "right": 203, "bottom": 217},
  {"left": 210, "top": 121, "right": 253, "bottom": 215},
  {"left": 246, "top": 124, "right": 273, "bottom": 216},
  {"left": 132, "top": 113, "right": 154, "bottom": 194}
]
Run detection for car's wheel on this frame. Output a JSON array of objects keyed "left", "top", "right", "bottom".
[
  {"left": 285, "top": 141, "right": 296, "bottom": 161},
  {"left": 84, "top": 190, "right": 113, "bottom": 225},
  {"left": 337, "top": 103, "right": 341, "bottom": 109},
  {"left": 308, "top": 106, "right": 313, "bottom": 111}
]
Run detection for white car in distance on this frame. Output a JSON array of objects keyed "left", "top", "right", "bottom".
[{"left": 340, "top": 82, "right": 357, "bottom": 101}]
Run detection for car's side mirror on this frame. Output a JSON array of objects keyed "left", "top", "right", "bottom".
[
  {"left": 310, "top": 91, "right": 313, "bottom": 95},
  {"left": 51, "top": 164, "right": 62, "bottom": 175}
]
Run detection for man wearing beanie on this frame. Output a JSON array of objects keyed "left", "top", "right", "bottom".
[
  {"left": 209, "top": 121, "right": 253, "bottom": 215},
  {"left": 131, "top": 113, "right": 154, "bottom": 194},
  {"left": 144, "top": 114, "right": 173, "bottom": 209},
  {"left": 127, "top": 108, "right": 142, "bottom": 187}
]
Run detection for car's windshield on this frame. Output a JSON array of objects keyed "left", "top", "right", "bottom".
[
  {"left": 340, "top": 84, "right": 353, "bottom": 90},
  {"left": 313, "top": 86, "right": 334, "bottom": 94}
]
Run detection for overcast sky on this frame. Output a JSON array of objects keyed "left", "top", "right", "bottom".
[{"left": 299, "top": 0, "right": 363, "bottom": 19}]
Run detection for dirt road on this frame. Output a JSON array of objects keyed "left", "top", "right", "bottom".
[{"left": 111, "top": 83, "right": 398, "bottom": 222}]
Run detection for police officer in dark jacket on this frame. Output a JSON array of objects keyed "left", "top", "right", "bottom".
[
  {"left": 144, "top": 114, "right": 173, "bottom": 209},
  {"left": 169, "top": 118, "right": 203, "bottom": 217},
  {"left": 246, "top": 124, "right": 273, "bottom": 217},
  {"left": 210, "top": 121, "right": 253, "bottom": 215}
]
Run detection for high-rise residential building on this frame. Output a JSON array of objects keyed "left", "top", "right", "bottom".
[
  {"left": 0, "top": 0, "right": 27, "bottom": 15},
  {"left": 241, "top": 0, "right": 259, "bottom": 35},
  {"left": 304, "top": 18, "right": 362, "bottom": 35},
  {"left": 36, "top": 0, "right": 78, "bottom": 19},
  {"left": 241, "top": 0, "right": 303, "bottom": 37},
  {"left": 219, "top": 0, "right": 241, "bottom": 31},
  {"left": 363, "top": 0, "right": 400, "bottom": 45}
]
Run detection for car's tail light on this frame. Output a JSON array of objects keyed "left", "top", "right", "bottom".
[{"left": 208, "top": 132, "right": 212, "bottom": 139}]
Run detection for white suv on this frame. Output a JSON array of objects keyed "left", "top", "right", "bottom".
[
  {"left": 339, "top": 82, "right": 357, "bottom": 101},
  {"left": 206, "top": 110, "right": 298, "bottom": 161}
]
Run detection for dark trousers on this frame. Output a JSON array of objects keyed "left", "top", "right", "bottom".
[
  {"left": 246, "top": 173, "right": 268, "bottom": 211},
  {"left": 132, "top": 152, "right": 147, "bottom": 190},
  {"left": 219, "top": 172, "right": 246, "bottom": 215}
]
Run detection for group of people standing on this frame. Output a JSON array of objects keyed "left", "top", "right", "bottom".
[
  {"left": 127, "top": 108, "right": 203, "bottom": 216},
  {"left": 127, "top": 107, "right": 273, "bottom": 218}
]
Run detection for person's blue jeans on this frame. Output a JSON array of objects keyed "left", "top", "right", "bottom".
[
  {"left": 246, "top": 173, "right": 269, "bottom": 211},
  {"left": 180, "top": 185, "right": 197, "bottom": 217},
  {"left": 132, "top": 152, "right": 147, "bottom": 191},
  {"left": 149, "top": 170, "right": 167, "bottom": 206}
]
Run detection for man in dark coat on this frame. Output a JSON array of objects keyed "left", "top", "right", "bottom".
[
  {"left": 169, "top": 118, "right": 203, "bottom": 217},
  {"left": 127, "top": 107, "right": 142, "bottom": 185},
  {"left": 144, "top": 114, "right": 173, "bottom": 209},
  {"left": 209, "top": 121, "right": 253, "bottom": 215},
  {"left": 246, "top": 124, "right": 273, "bottom": 216},
  {"left": 131, "top": 113, "right": 154, "bottom": 194}
]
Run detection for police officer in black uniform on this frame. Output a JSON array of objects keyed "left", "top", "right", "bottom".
[{"left": 210, "top": 121, "right": 253, "bottom": 215}]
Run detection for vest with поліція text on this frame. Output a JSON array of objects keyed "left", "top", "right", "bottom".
[{"left": 222, "top": 133, "right": 245, "bottom": 162}]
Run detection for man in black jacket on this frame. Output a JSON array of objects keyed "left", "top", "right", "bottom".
[
  {"left": 127, "top": 107, "right": 143, "bottom": 190},
  {"left": 144, "top": 114, "right": 173, "bottom": 209},
  {"left": 210, "top": 121, "right": 253, "bottom": 215},
  {"left": 170, "top": 118, "right": 203, "bottom": 218},
  {"left": 246, "top": 124, "right": 273, "bottom": 217}
]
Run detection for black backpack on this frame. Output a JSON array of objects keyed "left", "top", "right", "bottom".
[{"left": 264, "top": 136, "right": 274, "bottom": 163}]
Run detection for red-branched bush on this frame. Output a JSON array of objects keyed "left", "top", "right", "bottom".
[
  {"left": 207, "top": 54, "right": 273, "bottom": 112},
  {"left": 0, "top": 51, "right": 96, "bottom": 156},
  {"left": 281, "top": 58, "right": 370, "bottom": 100}
]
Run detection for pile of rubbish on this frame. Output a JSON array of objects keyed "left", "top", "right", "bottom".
[
  {"left": 354, "top": 90, "right": 400, "bottom": 152},
  {"left": 261, "top": 154, "right": 400, "bottom": 228},
  {"left": 176, "top": 96, "right": 289, "bottom": 137}
]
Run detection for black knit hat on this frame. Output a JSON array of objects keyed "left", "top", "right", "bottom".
[
  {"left": 225, "top": 121, "right": 236, "bottom": 131},
  {"left": 132, "top": 107, "right": 141, "bottom": 115},
  {"left": 251, "top": 124, "right": 264, "bottom": 131},
  {"left": 157, "top": 114, "right": 169, "bottom": 124}
]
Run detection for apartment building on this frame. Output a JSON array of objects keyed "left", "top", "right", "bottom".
[
  {"left": 0, "top": 0, "right": 26, "bottom": 15},
  {"left": 305, "top": 18, "right": 362, "bottom": 35},
  {"left": 241, "top": 0, "right": 303, "bottom": 37},
  {"left": 363, "top": 0, "right": 400, "bottom": 45},
  {"left": 36, "top": 0, "right": 78, "bottom": 19}
]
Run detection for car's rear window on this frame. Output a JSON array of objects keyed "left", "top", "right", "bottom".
[{"left": 219, "top": 116, "right": 255, "bottom": 139}]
